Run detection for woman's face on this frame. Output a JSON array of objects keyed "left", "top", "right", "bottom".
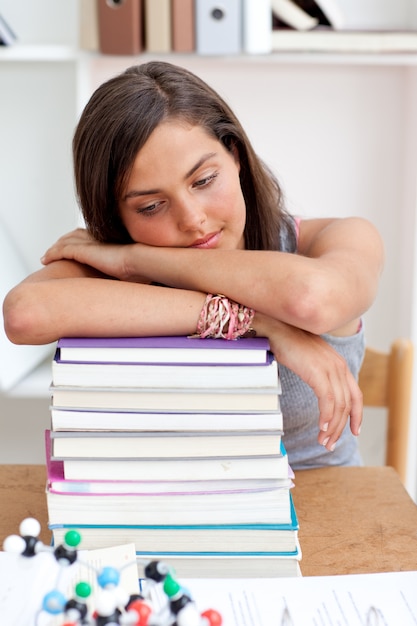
[{"left": 119, "top": 120, "right": 246, "bottom": 250}]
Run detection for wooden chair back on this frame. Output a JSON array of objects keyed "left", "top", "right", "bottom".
[{"left": 358, "top": 338, "right": 413, "bottom": 484}]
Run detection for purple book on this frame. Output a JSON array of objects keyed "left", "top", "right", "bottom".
[{"left": 56, "top": 335, "right": 271, "bottom": 365}]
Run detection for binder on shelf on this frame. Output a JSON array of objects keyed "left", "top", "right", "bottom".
[
  {"left": 97, "top": 0, "right": 143, "bottom": 55},
  {"left": 242, "top": 0, "right": 272, "bottom": 54},
  {"left": 79, "top": 0, "right": 99, "bottom": 51},
  {"left": 195, "top": 0, "right": 242, "bottom": 55},
  {"left": 171, "top": 0, "right": 195, "bottom": 53},
  {"left": 144, "top": 0, "right": 171, "bottom": 53}
]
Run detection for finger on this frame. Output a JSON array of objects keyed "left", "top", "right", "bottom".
[
  {"left": 320, "top": 369, "right": 363, "bottom": 452},
  {"left": 308, "top": 356, "right": 345, "bottom": 428},
  {"left": 316, "top": 361, "right": 352, "bottom": 450},
  {"left": 41, "top": 244, "right": 73, "bottom": 265},
  {"left": 347, "top": 378, "right": 363, "bottom": 436}
]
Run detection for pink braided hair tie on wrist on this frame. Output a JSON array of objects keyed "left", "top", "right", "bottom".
[{"left": 191, "top": 294, "right": 256, "bottom": 340}]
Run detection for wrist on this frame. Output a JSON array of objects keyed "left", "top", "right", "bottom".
[{"left": 192, "top": 294, "right": 255, "bottom": 340}]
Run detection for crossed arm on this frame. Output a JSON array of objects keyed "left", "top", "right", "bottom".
[{"left": 2, "top": 216, "right": 384, "bottom": 450}]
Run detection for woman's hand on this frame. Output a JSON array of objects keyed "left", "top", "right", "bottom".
[
  {"left": 254, "top": 313, "right": 362, "bottom": 451},
  {"left": 41, "top": 228, "right": 150, "bottom": 283}
]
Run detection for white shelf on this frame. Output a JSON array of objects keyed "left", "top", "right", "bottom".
[
  {"left": 270, "top": 29, "right": 417, "bottom": 61},
  {"left": 86, "top": 48, "right": 417, "bottom": 68},
  {"left": 1, "top": 42, "right": 417, "bottom": 68},
  {"left": 0, "top": 44, "right": 78, "bottom": 62}
]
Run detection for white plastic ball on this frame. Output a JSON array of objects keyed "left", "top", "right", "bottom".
[
  {"left": 176, "top": 602, "right": 202, "bottom": 626},
  {"left": 19, "top": 517, "right": 41, "bottom": 537},
  {"left": 3, "top": 534, "right": 26, "bottom": 553},
  {"left": 95, "top": 589, "right": 118, "bottom": 616}
]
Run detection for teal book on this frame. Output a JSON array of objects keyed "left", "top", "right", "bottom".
[{"left": 49, "top": 494, "right": 299, "bottom": 555}]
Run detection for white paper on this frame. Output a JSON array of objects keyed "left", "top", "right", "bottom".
[{"left": 166, "top": 571, "right": 417, "bottom": 626}]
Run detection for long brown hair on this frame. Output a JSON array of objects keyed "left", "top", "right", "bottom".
[{"left": 73, "top": 61, "right": 296, "bottom": 251}]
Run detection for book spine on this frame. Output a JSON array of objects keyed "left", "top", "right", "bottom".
[
  {"left": 242, "top": 0, "right": 272, "bottom": 54},
  {"left": 195, "top": 0, "right": 242, "bottom": 55},
  {"left": 171, "top": 0, "right": 195, "bottom": 53},
  {"left": 144, "top": 0, "right": 172, "bottom": 53},
  {"left": 79, "top": 0, "right": 99, "bottom": 51},
  {"left": 97, "top": 0, "right": 143, "bottom": 55}
]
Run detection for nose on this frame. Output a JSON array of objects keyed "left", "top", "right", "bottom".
[{"left": 175, "top": 196, "right": 207, "bottom": 233}]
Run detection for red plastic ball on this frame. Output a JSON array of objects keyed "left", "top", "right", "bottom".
[
  {"left": 201, "top": 608, "right": 223, "bottom": 626},
  {"left": 127, "top": 599, "right": 153, "bottom": 625}
]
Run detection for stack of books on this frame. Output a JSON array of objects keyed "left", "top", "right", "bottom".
[{"left": 45, "top": 335, "right": 301, "bottom": 577}]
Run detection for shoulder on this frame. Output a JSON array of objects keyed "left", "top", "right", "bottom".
[{"left": 297, "top": 216, "right": 383, "bottom": 260}]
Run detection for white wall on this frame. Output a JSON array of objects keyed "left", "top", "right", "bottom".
[{"left": 0, "top": 0, "right": 78, "bottom": 45}]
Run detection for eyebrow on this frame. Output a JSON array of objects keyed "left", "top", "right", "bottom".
[{"left": 123, "top": 152, "right": 218, "bottom": 201}]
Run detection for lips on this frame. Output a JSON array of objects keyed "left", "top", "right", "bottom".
[{"left": 189, "top": 232, "right": 221, "bottom": 249}]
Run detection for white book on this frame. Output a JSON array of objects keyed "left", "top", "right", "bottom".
[
  {"left": 46, "top": 482, "right": 293, "bottom": 525},
  {"left": 50, "top": 407, "right": 284, "bottom": 433},
  {"left": 50, "top": 385, "right": 281, "bottom": 412},
  {"left": 50, "top": 521, "right": 299, "bottom": 555},
  {"left": 62, "top": 451, "right": 289, "bottom": 482},
  {"left": 242, "top": 0, "right": 272, "bottom": 54},
  {"left": 272, "top": 0, "right": 319, "bottom": 31},
  {"left": 46, "top": 429, "right": 292, "bottom": 492},
  {"left": 50, "top": 430, "right": 284, "bottom": 460},
  {"left": 51, "top": 355, "right": 280, "bottom": 389},
  {"left": 139, "top": 546, "right": 302, "bottom": 579}
]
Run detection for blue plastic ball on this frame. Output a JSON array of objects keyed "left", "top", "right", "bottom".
[
  {"left": 97, "top": 566, "right": 120, "bottom": 589},
  {"left": 42, "top": 589, "right": 67, "bottom": 615}
]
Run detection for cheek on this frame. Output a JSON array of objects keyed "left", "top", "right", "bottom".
[
  {"left": 125, "top": 218, "right": 177, "bottom": 247},
  {"left": 215, "top": 175, "right": 245, "bottom": 220},
  {"left": 228, "top": 186, "right": 247, "bottom": 229}
]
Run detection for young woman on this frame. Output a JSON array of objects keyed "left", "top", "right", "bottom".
[{"left": 3, "top": 61, "right": 384, "bottom": 469}]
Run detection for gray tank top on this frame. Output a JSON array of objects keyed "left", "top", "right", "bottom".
[{"left": 279, "top": 324, "right": 365, "bottom": 469}]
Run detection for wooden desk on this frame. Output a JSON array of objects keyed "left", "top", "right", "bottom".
[
  {"left": 292, "top": 466, "right": 417, "bottom": 576},
  {"left": 1, "top": 465, "right": 417, "bottom": 576}
]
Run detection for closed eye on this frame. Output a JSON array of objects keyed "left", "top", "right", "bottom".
[
  {"left": 136, "top": 201, "right": 163, "bottom": 215},
  {"left": 193, "top": 173, "right": 218, "bottom": 188}
]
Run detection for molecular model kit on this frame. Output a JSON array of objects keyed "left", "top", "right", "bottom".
[{"left": 2, "top": 517, "right": 222, "bottom": 626}]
